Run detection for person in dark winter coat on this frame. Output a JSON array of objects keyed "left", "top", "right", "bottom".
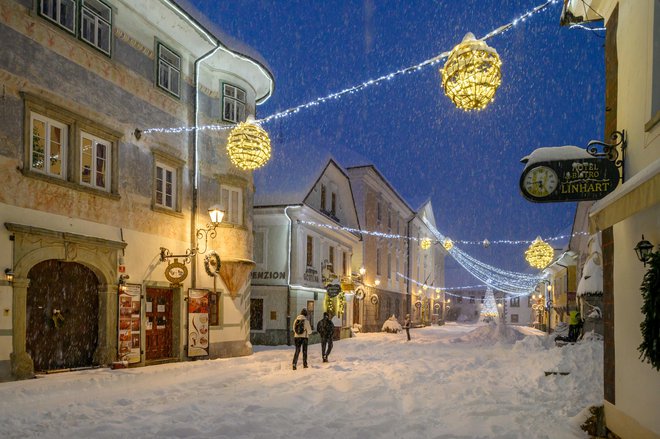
[
  {"left": 292, "top": 308, "right": 312, "bottom": 370},
  {"left": 316, "top": 312, "right": 335, "bottom": 362},
  {"left": 403, "top": 314, "right": 412, "bottom": 341}
]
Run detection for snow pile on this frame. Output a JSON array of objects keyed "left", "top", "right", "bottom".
[
  {"left": 450, "top": 321, "right": 526, "bottom": 344},
  {"left": 381, "top": 315, "right": 402, "bottom": 333}
]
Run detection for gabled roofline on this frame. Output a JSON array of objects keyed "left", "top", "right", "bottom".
[{"left": 346, "top": 164, "right": 415, "bottom": 214}]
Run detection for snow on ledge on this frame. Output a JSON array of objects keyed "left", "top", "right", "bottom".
[{"left": 520, "top": 146, "right": 592, "bottom": 169}]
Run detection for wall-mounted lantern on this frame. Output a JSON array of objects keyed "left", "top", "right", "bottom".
[{"left": 634, "top": 235, "right": 654, "bottom": 267}]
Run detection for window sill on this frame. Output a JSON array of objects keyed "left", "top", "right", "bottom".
[
  {"left": 152, "top": 205, "right": 184, "bottom": 218},
  {"left": 644, "top": 110, "right": 660, "bottom": 132},
  {"left": 22, "top": 169, "right": 120, "bottom": 201}
]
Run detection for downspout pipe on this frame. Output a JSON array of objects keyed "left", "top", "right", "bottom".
[
  {"left": 284, "top": 206, "right": 298, "bottom": 346},
  {"left": 191, "top": 44, "right": 222, "bottom": 288},
  {"left": 406, "top": 215, "right": 415, "bottom": 316}
]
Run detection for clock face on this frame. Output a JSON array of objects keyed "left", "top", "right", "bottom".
[{"left": 523, "top": 166, "right": 559, "bottom": 198}]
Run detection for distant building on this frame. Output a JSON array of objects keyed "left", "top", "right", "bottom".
[
  {"left": 251, "top": 158, "right": 361, "bottom": 344},
  {"left": 0, "top": 0, "right": 273, "bottom": 380}
]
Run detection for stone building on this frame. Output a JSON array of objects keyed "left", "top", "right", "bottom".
[{"left": 0, "top": 0, "right": 273, "bottom": 380}]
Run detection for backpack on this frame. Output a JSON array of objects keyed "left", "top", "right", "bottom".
[{"left": 294, "top": 318, "right": 306, "bottom": 335}]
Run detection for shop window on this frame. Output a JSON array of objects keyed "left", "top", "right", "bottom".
[
  {"left": 222, "top": 83, "right": 246, "bottom": 123},
  {"left": 157, "top": 43, "right": 181, "bottom": 98},
  {"left": 306, "top": 300, "right": 315, "bottom": 331},
  {"left": 221, "top": 185, "right": 243, "bottom": 225},
  {"left": 30, "top": 113, "right": 67, "bottom": 179},
  {"left": 250, "top": 298, "right": 263, "bottom": 331},
  {"left": 80, "top": 0, "right": 112, "bottom": 55}
]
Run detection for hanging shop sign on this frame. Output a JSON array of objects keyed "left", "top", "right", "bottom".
[
  {"left": 165, "top": 258, "right": 188, "bottom": 285},
  {"left": 188, "top": 289, "right": 210, "bottom": 357},
  {"left": 326, "top": 283, "right": 342, "bottom": 298},
  {"left": 520, "top": 158, "right": 620, "bottom": 203},
  {"left": 118, "top": 283, "right": 142, "bottom": 364}
]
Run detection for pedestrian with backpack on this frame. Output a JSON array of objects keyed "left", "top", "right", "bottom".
[
  {"left": 316, "top": 312, "right": 335, "bottom": 362},
  {"left": 292, "top": 308, "right": 312, "bottom": 370}
]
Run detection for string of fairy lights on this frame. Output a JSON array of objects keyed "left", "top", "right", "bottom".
[
  {"left": 298, "top": 219, "right": 550, "bottom": 296},
  {"left": 297, "top": 219, "right": 586, "bottom": 246},
  {"left": 143, "top": 0, "right": 561, "bottom": 135}
]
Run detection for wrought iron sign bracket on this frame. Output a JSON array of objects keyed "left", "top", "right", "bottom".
[
  {"left": 158, "top": 222, "right": 219, "bottom": 265},
  {"left": 586, "top": 130, "right": 626, "bottom": 182},
  {"left": 159, "top": 247, "right": 196, "bottom": 265}
]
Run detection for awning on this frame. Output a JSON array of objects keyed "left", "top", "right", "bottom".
[{"left": 589, "top": 157, "right": 660, "bottom": 233}]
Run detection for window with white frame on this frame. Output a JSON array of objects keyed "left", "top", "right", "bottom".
[
  {"left": 253, "top": 230, "right": 265, "bottom": 265},
  {"left": 80, "top": 0, "right": 111, "bottom": 55},
  {"left": 222, "top": 84, "right": 246, "bottom": 123},
  {"left": 30, "top": 113, "right": 67, "bottom": 179},
  {"left": 510, "top": 297, "right": 520, "bottom": 307},
  {"left": 80, "top": 132, "right": 111, "bottom": 191},
  {"left": 157, "top": 43, "right": 181, "bottom": 97},
  {"left": 155, "top": 162, "right": 176, "bottom": 210},
  {"left": 40, "top": 0, "right": 76, "bottom": 34},
  {"left": 221, "top": 185, "right": 243, "bottom": 225}
]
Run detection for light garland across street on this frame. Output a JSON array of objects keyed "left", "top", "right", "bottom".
[{"left": 142, "top": 0, "right": 560, "bottom": 135}]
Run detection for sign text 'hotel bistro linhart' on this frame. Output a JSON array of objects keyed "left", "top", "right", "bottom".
[{"left": 519, "top": 146, "right": 620, "bottom": 203}]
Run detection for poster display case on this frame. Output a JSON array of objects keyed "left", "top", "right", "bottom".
[
  {"left": 118, "top": 283, "right": 142, "bottom": 364},
  {"left": 188, "top": 289, "right": 210, "bottom": 357}
]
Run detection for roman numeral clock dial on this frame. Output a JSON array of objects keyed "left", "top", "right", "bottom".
[{"left": 523, "top": 166, "right": 558, "bottom": 198}]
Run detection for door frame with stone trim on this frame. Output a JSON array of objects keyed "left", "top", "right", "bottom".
[{"left": 5, "top": 223, "right": 125, "bottom": 380}]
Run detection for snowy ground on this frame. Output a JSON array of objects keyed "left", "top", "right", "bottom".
[{"left": 0, "top": 323, "right": 602, "bottom": 439}]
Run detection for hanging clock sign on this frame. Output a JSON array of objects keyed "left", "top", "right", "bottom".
[{"left": 520, "top": 157, "right": 619, "bottom": 203}]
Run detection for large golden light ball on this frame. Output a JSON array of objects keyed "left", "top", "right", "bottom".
[
  {"left": 440, "top": 33, "right": 502, "bottom": 111},
  {"left": 420, "top": 238, "right": 432, "bottom": 250},
  {"left": 443, "top": 238, "right": 454, "bottom": 251},
  {"left": 226, "top": 120, "right": 271, "bottom": 170},
  {"left": 525, "top": 236, "right": 554, "bottom": 269}
]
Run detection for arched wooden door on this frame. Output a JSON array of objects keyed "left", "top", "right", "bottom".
[{"left": 26, "top": 260, "right": 99, "bottom": 371}]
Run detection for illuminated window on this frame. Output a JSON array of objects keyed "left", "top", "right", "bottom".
[
  {"left": 157, "top": 43, "right": 180, "bottom": 97},
  {"left": 80, "top": 131, "right": 111, "bottom": 192},
  {"left": 29, "top": 113, "right": 67, "bottom": 179},
  {"left": 222, "top": 83, "right": 246, "bottom": 123}
]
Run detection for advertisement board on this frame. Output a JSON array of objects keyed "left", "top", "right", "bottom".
[
  {"left": 118, "top": 283, "right": 142, "bottom": 364},
  {"left": 188, "top": 289, "right": 210, "bottom": 357}
]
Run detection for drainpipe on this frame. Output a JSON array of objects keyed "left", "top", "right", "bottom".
[
  {"left": 191, "top": 45, "right": 222, "bottom": 288},
  {"left": 406, "top": 215, "right": 415, "bottom": 316},
  {"left": 284, "top": 206, "right": 297, "bottom": 346}
]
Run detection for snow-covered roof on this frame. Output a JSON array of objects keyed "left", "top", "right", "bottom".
[{"left": 520, "top": 146, "right": 592, "bottom": 169}]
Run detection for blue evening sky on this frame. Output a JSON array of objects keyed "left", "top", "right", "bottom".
[{"left": 187, "top": 0, "right": 605, "bottom": 288}]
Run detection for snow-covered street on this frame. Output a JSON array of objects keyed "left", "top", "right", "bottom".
[{"left": 0, "top": 323, "right": 602, "bottom": 439}]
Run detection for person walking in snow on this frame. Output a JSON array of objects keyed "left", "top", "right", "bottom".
[
  {"left": 316, "top": 312, "right": 335, "bottom": 362},
  {"left": 292, "top": 308, "right": 312, "bottom": 370},
  {"left": 403, "top": 314, "right": 412, "bottom": 341}
]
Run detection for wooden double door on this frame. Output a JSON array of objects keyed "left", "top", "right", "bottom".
[
  {"left": 26, "top": 260, "right": 99, "bottom": 371},
  {"left": 145, "top": 288, "right": 173, "bottom": 360}
]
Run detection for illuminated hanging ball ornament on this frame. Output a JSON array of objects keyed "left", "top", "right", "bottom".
[
  {"left": 525, "top": 236, "right": 554, "bottom": 270},
  {"left": 443, "top": 238, "right": 454, "bottom": 251},
  {"left": 226, "top": 116, "right": 271, "bottom": 170},
  {"left": 483, "top": 238, "right": 491, "bottom": 248},
  {"left": 420, "top": 238, "right": 432, "bottom": 250},
  {"left": 440, "top": 32, "right": 502, "bottom": 111}
]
